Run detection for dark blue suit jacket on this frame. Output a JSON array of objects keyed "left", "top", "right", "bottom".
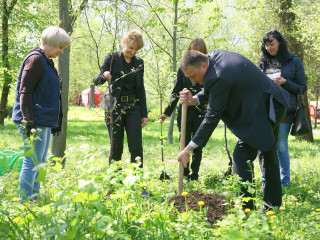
[{"left": 192, "top": 50, "right": 290, "bottom": 151}]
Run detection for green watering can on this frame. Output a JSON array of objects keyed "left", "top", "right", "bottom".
[{"left": 0, "top": 150, "right": 24, "bottom": 176}]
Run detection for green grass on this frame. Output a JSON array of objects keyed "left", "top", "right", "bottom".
[{"left": 0, "top": 106, "right": 319, "bottom": 239}]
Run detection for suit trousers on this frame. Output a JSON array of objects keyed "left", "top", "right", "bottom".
[
  {"left": 177, "top": 107, "right": 204, "bottom": 179},
  {"left": 106, "top": 102, "right": 143, "bottom": 167},
  {"left": 233, "top": 96, "right": 286, "bottom": 210}
]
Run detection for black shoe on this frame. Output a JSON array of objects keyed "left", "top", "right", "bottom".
[{"left": 189, "top": 174, "right": 198, "bottom": 181}]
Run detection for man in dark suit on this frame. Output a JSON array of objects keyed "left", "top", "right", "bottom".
[{"left": 178, "top": 50, "right": 290, "bottom": 210}]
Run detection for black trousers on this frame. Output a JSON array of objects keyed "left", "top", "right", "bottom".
[
  {"left": 106, "top": 102, "right": 143, "bottom": 167},
  {"left": 177, "top": 107, "right": 204, "bottom": 178},
  {"left": 233, "top": 97, "right": 286, "bottom": 210}
]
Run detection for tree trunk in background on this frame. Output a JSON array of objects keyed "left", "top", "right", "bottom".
[
  {"left": 0, "top": 0, "right": 18, "bottom": 124},
  {"left": 279, "top": 0, "right": 313, "bottom": 142},
  {"left": 167, "top": 0, "right": 179, "bottom": 143},
  {"left": 51, "top": 0, "right": 73, "bottom": 160},
  {"left": 51, "top": 0, "right": 88, "bottom": 162},
  {"left": 89, "top": 85, "right": 95, "bottom": 109}
]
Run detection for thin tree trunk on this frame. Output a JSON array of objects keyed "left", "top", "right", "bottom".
[
  {"left": 0, "top": 0, "right": 18, "bottom": 124},
  {"left": 51, "top": 0, "right": 72, "bottom": 161},
  {"left": 167, "top": 0, "right": 179, "bottom": 143}
]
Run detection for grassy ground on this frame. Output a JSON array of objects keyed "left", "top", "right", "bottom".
[{"left": 0, "top": 106, "right": 319, "bottom": 239}]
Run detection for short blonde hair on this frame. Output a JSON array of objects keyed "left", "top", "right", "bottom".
[
  {"left": 122, "top": 30, "right": 143, "bottom": 49},
  {"left": 41, "top": 26, "right": 70, "bottom": 48},
  {"left": 187, "top": 38, "right": 208, "bottom": 54}
]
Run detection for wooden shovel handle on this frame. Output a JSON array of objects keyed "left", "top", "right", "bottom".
[{"left": 178, "top": 103, "right": 187, "bottom": 195}]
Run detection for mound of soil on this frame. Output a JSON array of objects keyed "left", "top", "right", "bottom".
[{"left": 168, "top": 190, "right": 227, "bottom": 224}]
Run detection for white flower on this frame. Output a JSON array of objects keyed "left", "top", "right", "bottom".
[{"left": 31, "top": 128, "right": 37, "bottom": 133}]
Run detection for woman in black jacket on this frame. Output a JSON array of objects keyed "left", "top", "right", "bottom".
[
  {"left": 94, "top": 30, "right": 147, "bottom": 167},
  {"left": 159, "top": 38, "right": 207, "bottom": 181},
  {"left": 258, "top": 30, "right": 307, "bottom": 186}
]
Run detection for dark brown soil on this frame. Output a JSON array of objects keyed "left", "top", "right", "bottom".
[{"left": 168, "top": 190, "right": 227, "bottom": 224}]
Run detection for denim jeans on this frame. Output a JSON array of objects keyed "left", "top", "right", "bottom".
[
  {"left": 261, "top": 123, "right": 291, "bottom": 187},
  {"left": 277, "top": 123, "right": 291, "bottom": 186},
  {"left": 16, "top": 123, "right": 51, "bottom": 200}
]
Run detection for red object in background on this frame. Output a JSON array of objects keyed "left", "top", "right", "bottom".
[
  {"left": 69, "top": 91, "right": 79, "bottom": 105},
  {"left": 309, "top": 105, "right": 315, "bottom": 119},
  {"left": 80, "top": 88, "right": 104, "bottom": 107}
]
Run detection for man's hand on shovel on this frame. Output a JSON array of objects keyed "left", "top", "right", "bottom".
[
  {"left": 179, "top": 88, "right": 197, "bottom": 106},
  {"left": 177, "top": 148, "right": 190, "bottom": 168}
]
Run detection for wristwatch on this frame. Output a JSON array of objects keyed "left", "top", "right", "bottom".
[{"left": 184, "top": 148, "right": 193, "bottom": 156}]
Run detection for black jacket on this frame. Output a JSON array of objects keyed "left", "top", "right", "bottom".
[
  {"left": 259, "top": 54, "right": 307, "bottom": 123},
  {"left": 164, "top": 67, "right": 203, "bottom": 116},
  {"left": 93, "top": 51, "right": 147, "bottom": 118},
  {"left": 192, "top": 50, "right": 290, "bottom": 151}
]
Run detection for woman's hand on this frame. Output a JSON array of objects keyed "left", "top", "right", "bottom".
[
  {"left": 158, "top": 114, "right": 168, "bottom": 123},
  {"left": 102, "top": 71, "right": 112, "bottom": 80},
  {"left": 274, "top": 77, "right": 286, "bottom": 85},
  {"left": 141, "top": 118, "right": 148, "bottom": 128}
]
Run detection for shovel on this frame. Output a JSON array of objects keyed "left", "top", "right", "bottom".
[{"left": 178, "top": 103, "right": 187, "bottom": 195}]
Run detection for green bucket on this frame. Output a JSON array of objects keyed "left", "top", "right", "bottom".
[{"left": 0, "top": 150, "right": 24, "bottom": 176}]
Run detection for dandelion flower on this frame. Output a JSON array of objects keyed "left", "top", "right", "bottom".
[
  {"left": 279, "top": 207, "right": 285, "bottom": 210},
  {"left": 13, "top": 217, "right": 23, "bottom": 223},
  {"left": 181, "top": 192, "right": 188, "bottom": 196},
  {"left": 271, "top": 215, "right": 276, "bottom": 219},
  {"left": 316, "top": 209, "right": 320, "bottom": 212},
  {"left": 12, "top": 197, "right": 19, "bottom": 202},
  {"left": 266, "top": 210, "right": 274, "bottom": 216},
  {"left": 245, "top": 208, "right": 251, "bottom": 213},
  {"left": 67, "top": 170, "right": 71, "bottom": 174},
  {"left": 21, "top": 206, "right": 27, "bottom": 210},
  {"left": 198, "top": 201, "right": 204, "bottom": 206},
  {"left": 201, "top": 181, "right": 205, "bottom": 185},
  {"left": 117, "top": 160, "right": 122, "bottom": 164}
]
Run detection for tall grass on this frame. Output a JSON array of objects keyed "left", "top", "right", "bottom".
[{"left": 0, "top": 106, "right": 319, "bottom": 239}]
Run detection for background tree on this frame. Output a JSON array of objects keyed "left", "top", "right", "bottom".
[
  {"left": 0, "top": 0, "right": 18, "bottom": 124},
  {"left": 51, "top": 0, "right": 88, "bottom": 161}
]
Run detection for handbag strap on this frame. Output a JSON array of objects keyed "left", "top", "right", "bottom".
[{"left": 297, "top": 95, "right": 304, "bottom": 108}]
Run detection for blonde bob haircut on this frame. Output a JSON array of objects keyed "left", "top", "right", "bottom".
[
  {"left": 122, "top": 30, "right": 143, "bottom": 49},
  {"left": 187, "top": 38, "right": 208, "bottom": 54},
  {"left": 41, "top": 26, "right": 70, "bottom": 48}
]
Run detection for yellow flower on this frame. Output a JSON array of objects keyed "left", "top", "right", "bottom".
[
  {"left": 279, "top": 207, "right": 285, "bottom": 210},
  {"left": 21, "top": 206, "right": 27, "bottom": 210},
  {"left": 316, "top": 209, "right": 320, "bottom": 212},
  {"left": 12, "top": 197, "right": 19, "bottom": 202},
  {"left": 266, "top": 210, "right": 274, "bottom": 216},
  {"left": 181, "top": 192, "right": 188, "bottom": 196},
  {"left": 245, "top": 208, "right": 251, "bottom": 213},
  {"left": 236, "top": 206, "right": 242, "bottom": 209},
  {"left": 201, "top": 181, "right": 205, "bottom": 185},
  {"left": 271, "top": 215, "right": 276, "bottom": 219},
  {"left": 117, "top": 160, "right": 122, "bottom": 164},
  {"left": 13, "top": 217, "right": 23, "bottom": 223},
  {"left": 198, "top": 201, "right": 204, "bottom": 206},
  {"left": 67, "top": 170, "right": 71, "bottom": 174}
]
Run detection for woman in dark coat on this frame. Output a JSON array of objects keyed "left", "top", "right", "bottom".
[
  {"left": 159, "top": 38, "right": 207, "bottom": 181},
  {"left": 94, "top": 30, "right": 147, "bottom": 167},
  {"left": 258, "top": 30, "right": 307, "bottom": 186}
]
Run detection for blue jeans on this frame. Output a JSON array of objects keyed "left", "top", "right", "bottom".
[
  {"left": 277, "top": 123, "right": 291, "bottom": 186},
  {"left": 261, "top": 123, "right": 291, "bottom": 187},
  {"left": 16, "top": 123, "right": 51, "bottom": 200}
]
